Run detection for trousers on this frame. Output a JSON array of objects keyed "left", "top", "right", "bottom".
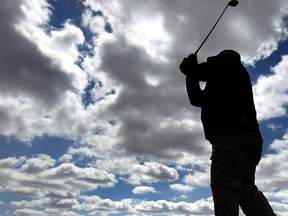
[{"left": 210, "top": 131, "right": 276, "bottom": 216}]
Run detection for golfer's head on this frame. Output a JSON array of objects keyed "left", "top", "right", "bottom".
[
  {"left": 218, "top": 50, "right": 241, "bottom": 61},
  {"left": 207, "top": 49, "right": 241, "bottom": 63}
]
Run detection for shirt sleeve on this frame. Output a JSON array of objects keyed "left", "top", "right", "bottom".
[
  {"left": 185, "top": 62, "right": 212, "bottom": 107},
  {"left": 185, "top": 62, "right": 212, "bottom": 82},
  {"left": 242, "top": 72, "right": 262, "bottom": 135},
  {"left": 186, "top": 76, "right": 203, "bottom": 107}
]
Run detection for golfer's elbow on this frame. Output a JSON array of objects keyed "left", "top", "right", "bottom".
[
  {"left": 185, "top": 77, "right": 203, "bottom": 107},
  {"left": 188, "top": 96, "right": 202, "bottom": 107}
]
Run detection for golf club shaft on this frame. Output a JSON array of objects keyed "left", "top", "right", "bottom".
[{"left": 194, "top": 3, "right": 230, "bottom": 55}]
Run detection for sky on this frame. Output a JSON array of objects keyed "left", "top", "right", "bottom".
[{"left": 0, "top": 0, "right": 288, "bottom": 215}]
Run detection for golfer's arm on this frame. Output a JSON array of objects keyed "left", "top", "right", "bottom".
[
  {"left": 243, "top": 82, "right": 261, "bottom": 134},
  {"left": 186, "top": 76, "right": 203, "bottom": 107}
]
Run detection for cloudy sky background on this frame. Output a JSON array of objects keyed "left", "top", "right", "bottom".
[{"left": 1, "top": 0, "right": 288, "bottom": 215}]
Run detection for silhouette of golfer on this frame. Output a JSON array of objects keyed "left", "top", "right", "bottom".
[{"left": 179, "top": 50, "right": 276, "bottom": 216}]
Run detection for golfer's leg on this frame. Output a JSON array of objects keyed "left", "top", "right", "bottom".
[
  {"left": 239, "top": 133, "right": 276, "bottom": 216},
  {"left": 210, "top": 133, "right": 243, "bottom": 216},
  {"left": 240, "top": 189, "right": 276, "bottom": 216},
  {"left": 211, "top": 159, "right": 241, "bottom": 216},
  {"left": 212, "top": 186, "right": 239, "bottom": 216}
]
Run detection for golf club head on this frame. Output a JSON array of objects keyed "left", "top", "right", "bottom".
[{"left": 228, "top": 0, "right": 239, "bottom": 7}]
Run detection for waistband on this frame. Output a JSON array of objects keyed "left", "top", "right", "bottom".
[
  {"left": 206, "top": 128, "right": 261, "bottom": 144},
  {"left": 206, "top": 128, "right": 243, "bottom": 143}
]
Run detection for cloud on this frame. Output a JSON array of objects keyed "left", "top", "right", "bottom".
[
  {"left": 80, "top": 195, "right": 133, "bottom": 215},
  {"left": 132, "top": 186, "right": 157, "bottom": 195},
  {"left": 20, "top": 154, "right": 56, "bottom": 174},
  {"left": 183, "top": 171, "right": 210, "bottom": 188},
  {"left": 0, "top": 0, "right": 87, "bottom": 142},
  {"left": 169, "top": 170, "right": 210, "bottom": 193},
  {"left": 134, "top": 199, "right": 214, "bottom": 215},
  {"left": 13, "top": 209, "right": 46, "bottom": 216},
  {"left": 270, "top": 132, "right": 288, "bottom": 152},
  {"left": 253, "top": 55, "right": 288, "bottom": 120},
  {"left": 267, "top": 123, "right": 283, "bottom": 132},
  {"left": 0, "top": 0, "right": 76, "bottom": 107},
  {"left": 81, "top": 9, "right": 110, "bottom": 35},
  {"left": 0, "top": 155, "right": 117, "bottom": 199},
  {"left": 127, "top": 162, "right": 179, "bottom": 185},
  {"left": 170, "top": 184, "right": 194, "bottom": 193},
  {"left": 11, "top": 198, "right": 80, "bottom": 212},
  {"left": 266, "top": 189, "right": 288, "bottom": 216},
  {"left": 256, "top": 131, "right": 288, "bottom": 190},
  {"left": 87, "top": 0, "right": 288, "bottom": 60}
]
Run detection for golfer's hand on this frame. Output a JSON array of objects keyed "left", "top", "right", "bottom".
[{"left": 179, "top": 54, "right": 198, "bottom": 76}]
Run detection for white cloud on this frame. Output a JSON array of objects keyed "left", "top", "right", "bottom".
[
  {"left": 267, "top": 123, "right": 283, "bottom": 132},
  {"left": 82, "top": 9, "right": 107, "bottom": 35},
  {"left": 132, "top": 186, "right": 157, "bottom": 195},
  {"left": 39, "top": 22, "right": 85, "bottom": 72},
  {"left": 266, "top": 189, "right": 288, "bottom": 203},
  {"left": 134, "top": 199, "right": 214, "bottom": 215},
  {"left": 19, "top": 0, "right": 51, "bottom": 26},
  {"left": 183, "top": 171, "right": 210, "bottom": 188},
  {"left": 0, "top": 0, "right": 75, "bottom": 106},
  {"left": 265, "top": 189, "right": 288, "bottom": 216},
  {"left": 254, "top": 56, "right": 288, "bottom": 120},
  {"left": 11, "top": 198, "right": 80, "bottom": 211},
  {"left": 94, "top": 157, "right": 136, "bottom": 175},
  {"left": 80, "top": 195, "right": 133, "bottom": 215},
  {"left": 169, "top": 170, "right": 210, "bottom": 193},
  {"left": 87, "top": 0, "right": 288, "bottom": 61},
  {"left": 256, "top": 132, "right": 288, "bottom": 190},
  {"left": 169, "top": 184, "right": 194, "bottom": 193},
  {"left": 13, "top": 209, "right": 46, "bottom": 216},
  {"left": 20, "top": 154, "right": 56, "bottom": 174},
  {"left": 0, "top": 156, "right": 117, "bottom": 200},
  {"left": 0, "top": 0, "right": 87, "bottom": 142},
  {"left": 127, "top": 162, "right": 179, "bottom": 185},
  {"left": 270, "top": 132, "right": 288, "bottom": 152}
]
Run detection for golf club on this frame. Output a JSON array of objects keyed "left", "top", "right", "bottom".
[{"left": 194, "top": 0, "right": 239, "bottom": 55}]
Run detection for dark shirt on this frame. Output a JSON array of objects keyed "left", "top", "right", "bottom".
[{"left": 185, "top": 57, "right": 261, "bottom": 142}]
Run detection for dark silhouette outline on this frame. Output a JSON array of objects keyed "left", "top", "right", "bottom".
[{"left": 179, "top": 50, "right": 276, "bottom": 216}]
